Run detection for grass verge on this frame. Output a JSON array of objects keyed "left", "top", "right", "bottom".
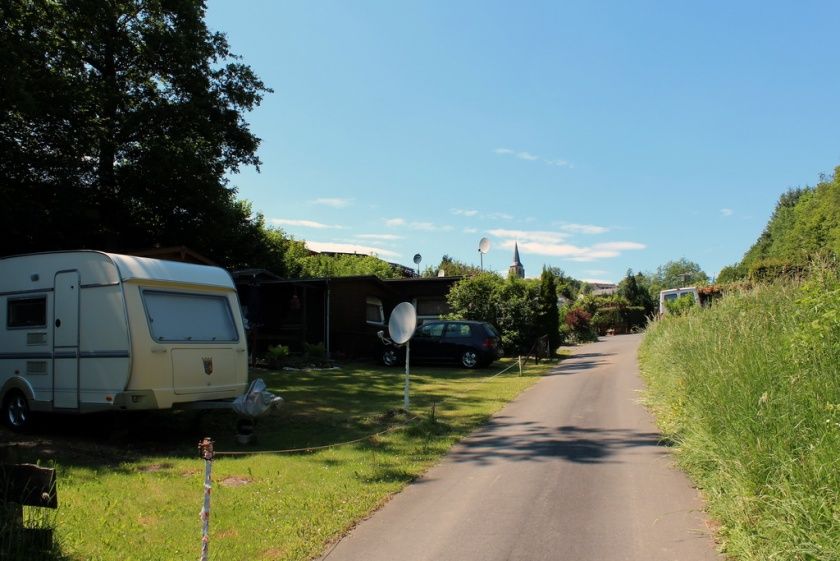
[
  {"left": 2, "top": 357, "right": 553, "bottom": 561},
  {"left": 638, "top": 269, "right": 840, "bottom": 561}
]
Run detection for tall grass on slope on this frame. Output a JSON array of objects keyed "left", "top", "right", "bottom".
[{"left": 639, "top": 269, "right": 840, "bottom": 561}]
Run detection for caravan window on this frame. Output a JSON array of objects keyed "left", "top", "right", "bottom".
[
  {"left": 142, "top": 290, "right": 238, "bottom": 342},
  {"left": 8, "top": 296, "right": 47, "bottom": 328}
]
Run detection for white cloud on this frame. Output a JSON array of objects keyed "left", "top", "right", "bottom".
[
  {"left": 271, "top": 218, "right": 344, "bottom": 229},
  {"left": 463, "top": 227, "right": 478, "bottom": 234},
  {"left": 559, "top": 223, "right": 610, "bottom": 235},
  {"left": 386, "top": 217, "right": 453, "bottom": 232},
  {"left": 489, "top": 229, "right": 568, "bottom": 244},
  {"left": 410, "top": 222, "right": 454, "bottom": 232},
  {"left": 485, "top": 212, "right": 514, "bottom": 221},
  {"left": 720, "top": 208, "right": 734, "bottom": 217},
  {"left": 592, "top": 241, "right": 646, "bottom": 251},
  {"left": 451, "top": 208, "right": 480, "bottom": 217},
  {"left": 355, "top": 234, "right": 403, "bottom": 241},
  {"left": 494, "top": 147, "right": 572, "bottom": 168},
  {"left": 495, "top": 234, "right": 645, "bottom": 262},
  {"left": 312, "top": 197, "right": 352, "bottom": 208},
  {"left": 305, "top": 241, "right": 400, "bottom": 259}
]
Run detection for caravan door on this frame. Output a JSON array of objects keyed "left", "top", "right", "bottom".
[{"left": 53, "top": 271, "right": 80, "bottom": 409}]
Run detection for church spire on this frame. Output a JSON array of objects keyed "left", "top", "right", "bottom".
[{"left": 509, "top": 242, "right": 525, "bottom": 279}]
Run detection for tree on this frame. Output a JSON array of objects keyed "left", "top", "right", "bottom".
[
  {"left": 495, "top": 278, "right": 540, "bottom": 352},
  {"left": 545, "top": 266, "right": 581, "bottom": 300},
  {"left": 299, "top": 253, "right": 404, "bottom": 279},
  {"left": 537, "top": 267, "right": 561, "bottom": 353},
  {"left": 618, "top": 269, "right": 654, "bottom": 315},
  {"left": 738, "top": 168, "right": 840, "bottom": 277},
  {"left": 648, "top": 259, "right": 709, "bottom": 295},
  {"left": 0, "top": 0, "right": 272, "bottom": 266},
  {"left": 446, "top": 272, "right": 503, "bottom": 325},
  {"left": 423, "top": 255, "right": 482, "bottom": 277},
  {"left": 446, "top": 273, "right": 549, "bottom": 354}
]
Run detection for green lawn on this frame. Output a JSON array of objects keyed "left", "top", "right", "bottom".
[{"left": 8, "top": 357, "right": 554, "bottom": 561}]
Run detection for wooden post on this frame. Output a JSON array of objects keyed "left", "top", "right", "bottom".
[{"left": 198, "top": 438, "right": 215, "bottom": 561}]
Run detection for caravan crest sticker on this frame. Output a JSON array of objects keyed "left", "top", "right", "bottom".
[{"left": 202, "top": 357, "right": 213, "bottom": 375}]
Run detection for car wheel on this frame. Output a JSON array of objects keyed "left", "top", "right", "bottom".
[
  {"left": 382, "top": 348, "right": 400, "bottom": 367},
  {"left": 460, "top": 350, "right": 479, "bottom": 369},
  {"left": 3, "top": 390, "right": 31, "bottom": 432}
]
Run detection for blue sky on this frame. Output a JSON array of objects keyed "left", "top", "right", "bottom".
[{"left": 206, "top": 1, "right": 840, "bottom": 282}]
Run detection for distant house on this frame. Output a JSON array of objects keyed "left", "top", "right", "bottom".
[
  {"left": 233, "top": 271, "right": 460, "bottom": 359},
  {"left": 589, "top": 282, "right": 618, "bottom": 296}
]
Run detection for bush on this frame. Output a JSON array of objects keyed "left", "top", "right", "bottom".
[
  {"left": 747, "top": 258, "right": 806, "bottom": 282},
  {"left": 267, "top": 344, "right": 290, "bottom": 360},
  {"left": 304, "top": 342, "right": 326, "bottom": 360},
  {"left": 621, "top": 306, "right": 648, "bottom": 331},
  {"left": 564, "top": 307, "right": 597, "bottom": 342},
  {"left": 591, "top": 309, "right": 618, "bottom": 335},
  {"left": 664, "top": 294, "right": 695, "bottom": 316}
]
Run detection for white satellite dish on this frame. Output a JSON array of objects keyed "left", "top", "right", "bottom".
[
  {"left": 413, "top": 253, "right": 422, "bottom": 265},
  {"left": 388, "top": 302, "right": 417, "bottom": 345},
  {"left": 437, "top": 269, "right": 445, "bottom": 277},
  {"left": 478, "top": 237, "right": 491, "bottom": 254}
]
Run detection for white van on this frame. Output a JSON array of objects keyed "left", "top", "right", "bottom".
[
  {"left": 658, "top": 286, "right": 700, "bottom": 315},
  {"left": 1, "top": 251, "right": 249, "bottom": 430}
]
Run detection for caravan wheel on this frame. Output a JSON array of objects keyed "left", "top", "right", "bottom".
[{"left": 3, "top": 390, "right": 31, "bottom": 432}]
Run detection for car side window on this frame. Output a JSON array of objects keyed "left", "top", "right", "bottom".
[
  {"left": 444, "top": 323, "right": 471, "bottom": 338},
  {"left": 418, "top": 323, "right": 445, "bottom": 338}
]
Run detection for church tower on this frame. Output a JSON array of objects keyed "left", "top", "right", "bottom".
[{"left": 509, "top": 242, "right": 525, "bottom": 279}]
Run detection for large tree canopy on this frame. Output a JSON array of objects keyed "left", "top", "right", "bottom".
[{"left": 0, "top": 0, "right": 272, "bottom": 266}]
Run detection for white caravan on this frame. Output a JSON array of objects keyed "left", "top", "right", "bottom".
[
  {"left": 658, "top": 286, "right": 700, "bottom": 315},
  {"left": 0, "top": 251, "right": 249, "bottom": 430}
]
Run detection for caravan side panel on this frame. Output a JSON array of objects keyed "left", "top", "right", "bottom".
[
  {"left": 77, "top": 284, "right": 131, "bottom": 407},
  {"left": 0, "top": 289, "right": 53, "bottom": 409}
]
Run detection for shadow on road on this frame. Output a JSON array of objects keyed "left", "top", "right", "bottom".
[
  {"left": 447, "top": 422, "right": 667, "bottom": 466},
  {"left": 544, "top": 351, "right": 616, "bottom": 375}
]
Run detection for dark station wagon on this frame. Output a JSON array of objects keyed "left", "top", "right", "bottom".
[{"left": 380, "top": 320, "right": 503, "bottom": 369}]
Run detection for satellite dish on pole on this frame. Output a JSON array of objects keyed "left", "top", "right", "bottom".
[
  {"left": 388, "top": 302, "right": 417, "bottom": 411},
  {"left": 478, "top": 237, "right": 491, "bottom": 271},
  {"left": 388, "top": 302, "right": 417, "bottom": 345},
  {"left": 413, "top": 254, "right": 422, "bottom": 276}
]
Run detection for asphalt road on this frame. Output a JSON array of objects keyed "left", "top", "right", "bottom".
[{"left": 320, "top": 334, "right": 722, "bottom": 561}]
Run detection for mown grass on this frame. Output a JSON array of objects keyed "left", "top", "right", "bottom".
[
  {"left": 638, "top": 269, "right": 840, "bottom": 561},
  {"left": 4, "top": 357, "right": 553, "bottom": 561}
]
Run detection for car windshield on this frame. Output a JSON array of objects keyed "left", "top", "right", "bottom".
[{"left": 483, "top": 323, "right": 500, "bottom": 337}]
